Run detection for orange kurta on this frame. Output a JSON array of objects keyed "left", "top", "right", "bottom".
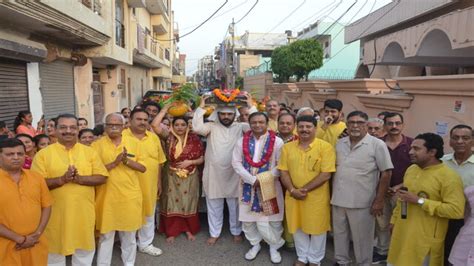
[{"left": 0, "top": 169, "right": 53, "bottom": 266}]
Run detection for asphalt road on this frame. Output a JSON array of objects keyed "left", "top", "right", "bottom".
[{"left": 105, "top": 212, "right": 386, "bottom": 266}]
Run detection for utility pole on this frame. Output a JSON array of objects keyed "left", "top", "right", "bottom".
[{"left": 229, "top": 18, "right": 235, "bottom": 89}]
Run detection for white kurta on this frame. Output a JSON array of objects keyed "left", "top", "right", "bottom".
[
  {"left": 232, "top": 132, "right": 285, "bottom": 222},
  {"left": 193, "top": 107, "right": 256, "bottom": 199}
]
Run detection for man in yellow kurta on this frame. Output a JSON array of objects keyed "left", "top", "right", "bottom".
[
  {"left": 31, "top": 114, "right": 108, "bottom": 265},
  {"left": 315, "top": 99, "right": 346, "bottom": 146},
  {"left": 123, "top": 109, "right": 166, "bottom": 256},
  {"left": 93, "top": 113, "right": 146, "bottom": 266},
  {"left": 278, "top": 115, "right": 336, "bottom": 266},
  {"left": 388, "top": 133, "right": 465, "bottom": 266},
  {"left": 266, "top": 100, "right": 280, "bottom": 132},
  {"left": 0, "top": 138, "right": 52, "bottom": 266}
]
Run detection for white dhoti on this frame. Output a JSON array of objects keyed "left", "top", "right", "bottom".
[
  {"left": 48, "top": 249, "right": 95, "bottom": 266},
  {"left": 206, "top": 197, "right": 242, "bottom": 237},
  {"left": 293, "top": 229, "right": 327, "bottom": 264},
  {"left": 97, "top": 231, "right": 137, "bottom": 266},
  {"left": 242, "top": 221, "right": 284, "bottom": 249}
]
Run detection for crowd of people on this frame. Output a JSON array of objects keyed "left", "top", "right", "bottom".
[{"left": 0, "top": 95, "right": 473, "bottom": 266}]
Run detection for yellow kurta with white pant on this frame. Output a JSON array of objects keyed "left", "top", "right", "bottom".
[
  {"left": 92, "top": 135, "right": 144, "bottom": 234},
  {"left": 31, "top": 143, "right": 108, "bottom": 255},
  {"left": 277, "top": 138, "right": 336, "bottom": 235},
  {"left": 387, "top": 163, "right": 465, "bottom": 266},
  {"left": 123, "top": 128, "right": 166, "bottom": 218}
]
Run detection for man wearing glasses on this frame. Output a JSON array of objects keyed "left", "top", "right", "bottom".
[
  {"left": 372, "top": 112, "right": 414, "bottom": 264},
  {"left": 31, "top": 113, "right": 108, "bottom": 265},
  {"left": 92, "top": 113, "right": 147, "bottom": 266},
  {"left": 332, "top": 111, "right": 393, "bottom": 266}
]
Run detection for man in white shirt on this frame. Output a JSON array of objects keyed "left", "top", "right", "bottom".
[
  {"left": 192, "top": 94, "right": 256, "bottom": 246},
  {"left": 232, "top": 112, "right": 284, "bottom": 263}
]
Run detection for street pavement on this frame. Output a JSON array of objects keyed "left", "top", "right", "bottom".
[{"left": 106, "top": 213, "right": 387, "bottom": 266}]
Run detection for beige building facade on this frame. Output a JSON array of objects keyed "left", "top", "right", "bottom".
[
  {"left": 0, "top": 0, "right": 177, "bottom": 127},
  {"left": 265, "top": 0, "right": 474, "bottom": 151}
]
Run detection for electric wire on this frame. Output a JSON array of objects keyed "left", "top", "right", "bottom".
[
  {"left": 180, "top": 0, "right": 249, "bottom": 31},
  {"left": 235, "top": 0, "right": 259, "bottom": 24},
  {"left": 159, "top": 0, "right": 229, "bottom": 42}
]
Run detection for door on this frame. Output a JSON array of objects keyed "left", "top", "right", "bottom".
[
  {"left": 92, "top": 72, "right": 104, "bottom": 125},
  {"left": 0, "top": 58, "right": 29, "bottom": 128},
  {"left": 39, "top": 61, "right": 76, "bottom": 118}
]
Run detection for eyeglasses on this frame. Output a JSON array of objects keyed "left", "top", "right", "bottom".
[
  {"left": 347, "top": 121, "right": 366, "bottom": 126},
  {"left": 105, "top": 123, "right": 124, "bottom": 128},
  {"left": 386, "top": 121, "right": 403, "bottom": 126}
]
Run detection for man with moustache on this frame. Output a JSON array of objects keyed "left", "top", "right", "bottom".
[
  {"left": 123, "top": 109, "right": 167, "bottom": 256},
  {"left": 238, "top": 106, "right": 250, "bottom": 123},
  {"left": 142, "top": 101, "right": 161, "bottom": 122},
  {"left": 0, "top": 138, "right": 52, "bottom": 266},
  {"left": 278, "top": 115, "right": 336, "bottom": 265},
  {"left": 276, "top": 112, "right": 298, "bottom": 249},
  {"left": 372, "top": 112, "right": 413, "bottom": 264},
  {"left": 193, "top": 94, "right": 256, "bottom": 246},
  {"left": 31, "top": 114, "right": 108, "bottom": 265},
  {"left": 316, "top": 99, "right": 347, "bottom": 147},
  {"left": 266, "top": 100, "right": 280, "bottom": 131},
  {"left": 442, "top": 124, "right": 474, "bottom": 265},
  {"left": 332, "top": 111, "right": 393, "bottom": 266},
  {"left": 232, "top": 112, "right": 285, "bottom": 263},
  {"left": 93, "top": 113, "right": 146, "bottom": 265},
  {"left": 387, "top": 133, "right": 465, "bottom": 266},
  {"left": 277, "top": 113, "right": 298, "bottom": 144}
]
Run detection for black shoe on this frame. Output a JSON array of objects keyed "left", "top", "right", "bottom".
[{"left": 372, "top": 252, "right": 387, "bottom": 264}]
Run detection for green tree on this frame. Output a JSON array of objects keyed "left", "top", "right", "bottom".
[
  {"left": 271, "top": 45, "right": 292, "bottom": 83},
  {"left": 288, "top": 39, "right": 323, "bottom": 81}
]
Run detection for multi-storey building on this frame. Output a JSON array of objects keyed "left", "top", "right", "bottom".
[
  {"left": 195, "top": 55, "right": 215, "bottom": 89},
  {"left": 297, "top": 21, "right": 360, "bottom": 80},
  {"left": 0, "top": 0, "right": 176, "bottom": 127},
  {"left": 215, "top": 31, "right": 288, "bottom": 89}
]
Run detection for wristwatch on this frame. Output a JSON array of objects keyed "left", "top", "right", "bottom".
[{"left": 417, "top": 197, "right": 425, "bottom": 205}]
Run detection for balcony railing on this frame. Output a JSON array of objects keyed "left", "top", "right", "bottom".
[
  {"left": 79, "top": 0, "right": 102, "bottom": 15},
  {"left": 137, "top": 25, "right": 166, "bottom": 60}
]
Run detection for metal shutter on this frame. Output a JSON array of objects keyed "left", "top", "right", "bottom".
[
  {"left": 0, "top": 58, "right": 29, "bottom": 128},
  {"left": 39, "top": 61, "right": 76, "bottom": 118}
]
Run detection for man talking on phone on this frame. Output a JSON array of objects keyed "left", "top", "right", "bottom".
[{"left": 315, "top": 99, "right": 346, "bottom": 147}]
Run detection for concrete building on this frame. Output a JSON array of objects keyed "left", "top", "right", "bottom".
[
  {"left": 195, "top": 55, "right": 215, "bottom": 89},
  {"left": 265, "top": 0, "right": 474, "bottom": 151},
  {"left": 297, "top": 21, "right": 360, "bottom": 80},
  {"left": 215, "top": 31, "right": 288, "bottom": 89},
  {"left": 0, "top": 0, "right": 176, "bottom": 127},
  {"left": 345, "top": 0, "right": 474, "bottom": 79}
]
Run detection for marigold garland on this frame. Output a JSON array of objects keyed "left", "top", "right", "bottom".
[
  {"left": 213, "top": 88, "right": 240, "bottom": 103},
  {"left": 242, "top": 130, "right": 276, "bottom": 168}
]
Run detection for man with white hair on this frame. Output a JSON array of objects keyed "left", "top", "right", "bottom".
[
  {"left": 296, "top": 107, "right": 314, "bottom": 118},
  {"left": 92, "top": 113, "right": 147, "bottom": 265},
  {"left": 193, "top": 94, "right": 257, "bottom": 245},
  {"left": 368, "top": 118, "right": 385, "bottom": 138}
]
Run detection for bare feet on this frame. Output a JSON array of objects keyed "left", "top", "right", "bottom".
[
  {"left": 207, "top": 237, "right": 219, "bottom": 246},
  {"left": 186, "top": 232, "right": 196, "bottom": 241},
  {"left": 233, "top": 235, "right": 243, "bottom": 243},
  {"left": 166, "top": 236, "right": 175, "bottom": 244}
]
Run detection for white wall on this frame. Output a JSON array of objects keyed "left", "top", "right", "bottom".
[{"left": 27, "top": 63, "right": 44, "bottom": 125}]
